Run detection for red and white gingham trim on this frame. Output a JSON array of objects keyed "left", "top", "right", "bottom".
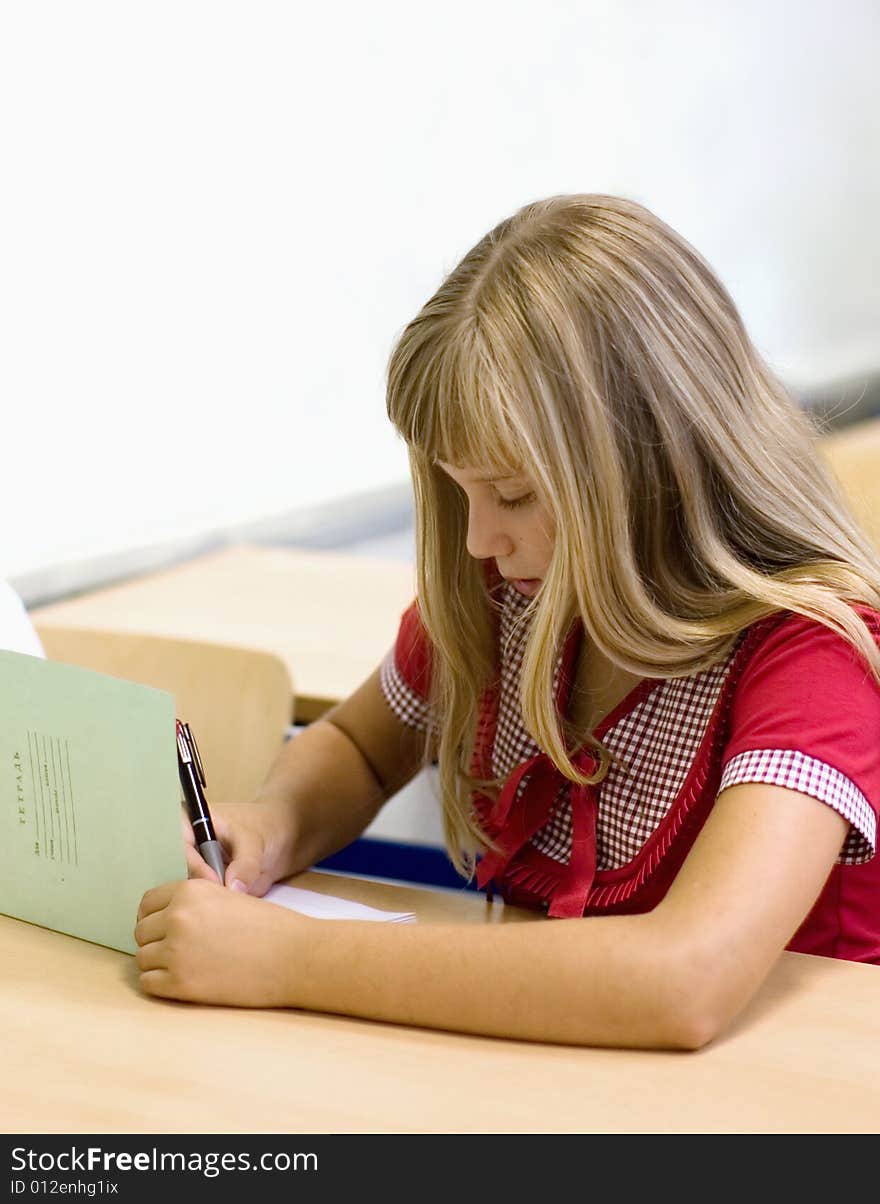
[
  {"left": 380, "top": 647, "right": 434, "bottom": 732},
  {"left": 719, "top": 749, "right": 874, "bottom": 865}
]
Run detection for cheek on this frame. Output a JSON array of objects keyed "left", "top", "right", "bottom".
[{"left": 524, "top": 509, "right": 555, "bottom": 561}]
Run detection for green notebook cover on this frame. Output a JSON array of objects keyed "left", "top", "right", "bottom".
[{"left": 0, "top": 650, "right": 187, "bottom": 954}]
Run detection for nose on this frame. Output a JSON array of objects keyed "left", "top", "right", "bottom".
[{"left": 465, "top": 499, "right": 515, "bottom": 561}]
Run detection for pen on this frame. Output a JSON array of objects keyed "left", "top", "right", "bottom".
[{"left": 176, "top": 719, "right": 226, "bottom": 884}]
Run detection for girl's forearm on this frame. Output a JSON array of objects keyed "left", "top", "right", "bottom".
[{"left": 280, "top": 908, "right": 711, "bottom": 1050}]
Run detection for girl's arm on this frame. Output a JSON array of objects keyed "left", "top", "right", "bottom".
[{"left": 138, "top": 780, "right": 847, "bottom": 1049}]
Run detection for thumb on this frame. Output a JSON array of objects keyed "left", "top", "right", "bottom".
[{"left": 223, "top": 835, "right": 267, "bottom": 896}]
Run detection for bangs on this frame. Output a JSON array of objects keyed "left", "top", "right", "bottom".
[{"left": 387, "top": 316, "right": 527, "bottom": 476}]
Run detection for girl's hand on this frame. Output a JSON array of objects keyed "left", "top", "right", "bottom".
[
  {"left": 135, "top": 878, "right": 308, "bottom": 1006},
  {"left": 181, "top": 799, "right": 294, "bottom": 897}
]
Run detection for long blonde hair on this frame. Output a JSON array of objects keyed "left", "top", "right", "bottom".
[{"left": 386, "top": 194, "right": 880, "bottom": 874}]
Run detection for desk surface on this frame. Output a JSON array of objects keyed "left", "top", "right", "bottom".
[
  {"left": 31, "top": 546, "right": 416, "bottom": 722},
  {"left": 4, "top": 869, "right": 880, "bottom": 1134}
]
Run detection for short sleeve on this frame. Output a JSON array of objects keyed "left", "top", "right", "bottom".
[
  {"left": 379, "top": 601, "right": 435, "bottom": 732},
  {"left": 719, "top": 610, "right": 880, "bottom": 863}
]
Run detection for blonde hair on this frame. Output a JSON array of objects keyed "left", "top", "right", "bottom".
[{"left": 386, "top": 194, "right": 880, "bottom": 875}]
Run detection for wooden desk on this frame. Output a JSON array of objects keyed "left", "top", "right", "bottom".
[
  {"left": 31, "top": 546, "right": 416, "bottom": 722},
  {"left": 3, "top": 870, "right": 880, "bottom": 1134}
]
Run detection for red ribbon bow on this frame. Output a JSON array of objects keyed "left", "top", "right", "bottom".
[{"left": 476, "top": 748, "right": 600, "bottom": 918}]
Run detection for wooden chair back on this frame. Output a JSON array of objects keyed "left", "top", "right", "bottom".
[{"left": 35, "top": 625, "right": 294, "bottom": 804}]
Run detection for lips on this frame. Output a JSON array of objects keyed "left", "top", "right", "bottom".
[{"left": 506, "top": 577, "right": 542, "bottom": 598}]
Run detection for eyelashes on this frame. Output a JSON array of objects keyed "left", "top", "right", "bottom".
[{"left": 496, "top": 491, "right": 536, "bottom": 511}]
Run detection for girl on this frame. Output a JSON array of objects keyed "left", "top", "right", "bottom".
[{"left": 135, "top": 195, "right": 880, "bottom": 1049}]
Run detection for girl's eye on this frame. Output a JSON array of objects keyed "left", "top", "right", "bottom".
[{"left": 496, "top": 491, "right": 536, "bottom": 510}]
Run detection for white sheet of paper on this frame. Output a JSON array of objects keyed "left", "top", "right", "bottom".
[{"left": 263, "top": 883, "right": 415, "bottom": 923}]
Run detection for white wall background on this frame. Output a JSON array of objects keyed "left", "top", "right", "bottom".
[{"left": 2, "top": 0, "right": 878, "bottom": 583}]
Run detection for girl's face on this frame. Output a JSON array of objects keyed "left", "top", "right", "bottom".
[{"left": 436, "top": 461, "right": 555, "bottom": 598}]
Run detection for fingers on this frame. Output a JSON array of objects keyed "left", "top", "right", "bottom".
[
  {"left": 134, "top": 908, "right": 166, "bottom": 949},
  {"left": 185, "top": 843, "right": 223, "bottom": 883},
  {"left": 138, "top": 969, "right": 177, "bottom": 998},
  {"left": 134, "top": 904, "right": 168, "bottom": 979},
  {"left": 222, "top": 829, "right": 267, "bottom": 895},
  {"left": 181, "top": 805, "right": 268, "bottom": 895},
  {"left": 223, "top": 850, "right": 263, "bottom": 895},
  {"left": 137, "top": 880, "right": 179, "bottom": 922},
  {"left": 134, "top": 940, "right": 166, "bottom": 973}
]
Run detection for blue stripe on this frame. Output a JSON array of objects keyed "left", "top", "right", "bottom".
[{"left": 317, "top": 837, "right": 480, "bottom": 892}]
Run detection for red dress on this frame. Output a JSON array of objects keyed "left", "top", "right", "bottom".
[{"left": 380, "top": 581, "right": 880, "bottom": 963}]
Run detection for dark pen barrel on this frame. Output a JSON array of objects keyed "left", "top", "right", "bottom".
[{"left": 178, "top": 759, "right": 215, "bottom": 840}]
